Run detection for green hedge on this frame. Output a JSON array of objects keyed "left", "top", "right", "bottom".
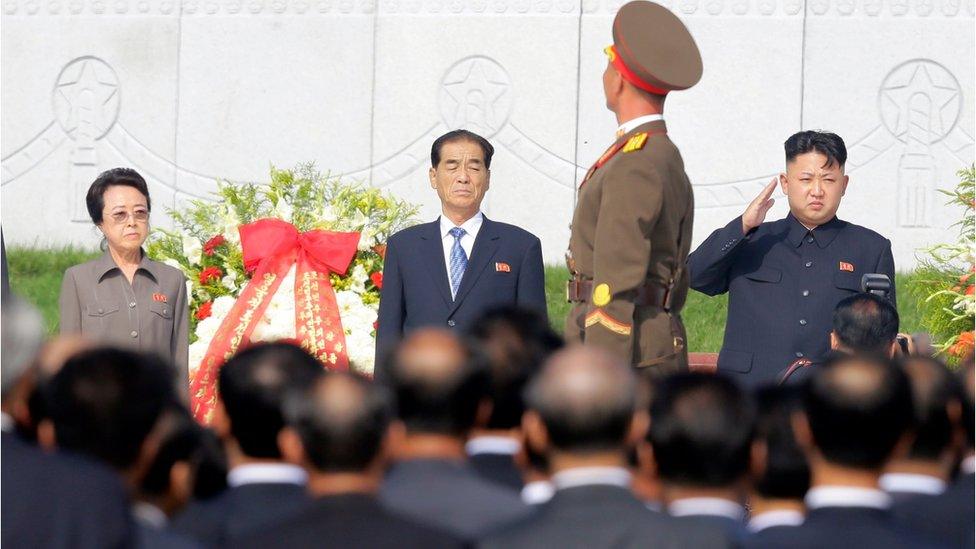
[{"left": 8, "top": 246, "right": 924, "bottom": 353}]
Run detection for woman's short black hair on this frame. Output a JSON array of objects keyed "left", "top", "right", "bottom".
[{"left": 86, "top": 167, "right": 151, "bottom": 225}]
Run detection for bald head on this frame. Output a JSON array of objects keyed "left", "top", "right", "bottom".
[
  {"left": 525, "top": 345, "right": 638, "bottom": 452},
  {"left": 389, "top": 329, "right": 489, "bottom": 436},
  {"left": 286, "top": 372, "right": 391, "bottom": 472},
  {"left": 805, "top": 354, "right": 912, "bottom": 469}
]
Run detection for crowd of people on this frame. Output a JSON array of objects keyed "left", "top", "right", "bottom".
[{"left": 2, "top": 291, "right": 973, "bottom": 548}]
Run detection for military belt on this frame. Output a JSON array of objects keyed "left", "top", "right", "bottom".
[{"left": 566, "top": 278, "right": 670, "bottom": 309}]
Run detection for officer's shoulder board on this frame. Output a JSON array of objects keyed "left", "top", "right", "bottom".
[{"left": 622, "top": 132, "right": 649, "bottom": 153}]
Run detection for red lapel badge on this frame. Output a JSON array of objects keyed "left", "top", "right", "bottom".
[
  {"left": 839, "top": 262, "right": 854, "bottom": 272},
  {"left": 495, "top": 262, "right": 511, "bottom": 273},
  {"left": 153, "top": 293, "right": 168, "bottom": 303}
]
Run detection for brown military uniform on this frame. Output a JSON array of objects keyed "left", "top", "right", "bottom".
[
  {"left": 59, "top": 249, "right": 189, "bottom": 385},
  {"left": 566, "top": 119, "right": 694, "bottom": 375}
]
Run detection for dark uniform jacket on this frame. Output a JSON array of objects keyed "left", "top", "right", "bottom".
[
  {"left": 566, "top": 119, "right": 694, "bottom": 375},
  {"left": 741, "top": 506, "right": 945, "bottom": 549},
  {"left": 687, "top": 213, "right": 895, "bottom": 387}
]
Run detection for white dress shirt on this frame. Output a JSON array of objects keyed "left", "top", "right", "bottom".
[
  {"left": 668, "top": 497, "right": 746, "bottom": 521},
  {"left": 439, "top": 212, "right": 484, "bottom": 292},
  {"left": 132, "top": 502, "right": 168, "bottom": 529},
  {"left": 805, "top": 485, "right": 891, "bottom": 510},
  {"left": 465, "top": 435, "right": 521, "bottom": 456},
  {"left": 551, "top": 466, "right": 632, "bottom": 491},
  {"left": 1, "top": 412, "right": 14, "bottom": 433},
  {"left": 521, "top": 480, "right": 555, "bottom": 505},
  {"left": 616, "top": 114, "right": 664, "bottom": 136},
  {"left": 961, "top": 455, "right": 975, "bottom": 475},
  {"left": 227, "top": 463, "right": 308, "bottom": 488},
  {"left": 879, "top": 473, "right": 947, "bottom": 496},
  {"left": 748, "top": 509, "right": 805, "bottom": 532}
]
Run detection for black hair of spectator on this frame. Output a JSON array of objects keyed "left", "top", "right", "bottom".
[
  {"left": 387, "top": 332, "right": 491, "bottom": 437},
  {"left": 218, "top": 342, "right": 325, "bottom": 459},
  {"left": 649, "top": 373, "right": 756, "bottom": 487},
  {"left": 804, "top": 354, "right": 913, "bottom": 469},
  {"left": 86, "top": 167, "right": 152, "bottom": 225},
  {"left": 191, "top": 429, "right": 229, "bottom": 500},
  {"left": 785, "top": 130, "right": 848, "bottom": 168},
  {"left": 754, "top": 385, "right": 810, "bottom": 499},
  {"left": 140, "top": 404, "right": 204, "bottom": 497},
  {"left": 468, "top": 306, "right": 563, "bottom": 430},
  {"left": 430, "top": 130, "right": 495, "bottom": 169},
  {"left": 832, "top": 292, "right": 899, "bottom": 355},
  {"left": 285, "top": 372, "right": 392, "bottom": 472},
  {"left": 897, "top": 355, "right": 961, "bottom": 461},
  {"left": 46, "top": 348, "right": 176, "bottom": 470}
]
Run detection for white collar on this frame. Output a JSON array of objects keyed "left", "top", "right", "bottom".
[
  {"left": 0, "top": 412, "right": 14, "bottom": 433},
  {"left": 961, "top": 455, "right": 975, "bottom": 475},
  {"left": 805, "top": 485, "right": 891, "bottom": 510},
  {"left": 668, "top": 497, "right": 746, "bottom": 521},
  {"left": 748, "top": 509, "right": 805, "bottom": 532},
  {"left": 439, "top": 212, "right": 484, "bottom": 239},
  {"left": 466, "top": 435, "right": 520, "bottom": 457},
  {"left": 551, "top": 466, "right": 632, "bottom": 491},
  {"left": 227, "top": 463, "right": 308, "bottom": 488},
  {"left": 521, "top": 480, "right": 555, "bottom": 505},
  {"left": 617, "top": 114, "right": 664, "bottom": 136},
  {"left": 132, "top": 502, "right": 168, "bottom": 529},
  {"left": 879, "top": 473, "right": 946, "bottom": 495}
]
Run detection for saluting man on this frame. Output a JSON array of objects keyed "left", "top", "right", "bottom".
[
  {"left": 687, "top": 131, "right": 896, "bottom": 387},
  {"left": 566, "top": 0, "right": 702, "bottom": 376}
]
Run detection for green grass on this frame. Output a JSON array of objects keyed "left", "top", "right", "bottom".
[{"left": 8, "top": 247, "right": 925, "bottom": 352}]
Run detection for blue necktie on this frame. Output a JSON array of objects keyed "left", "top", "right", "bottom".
[{"left": 448, "top": 227, "right": 468, "bottom": 299}]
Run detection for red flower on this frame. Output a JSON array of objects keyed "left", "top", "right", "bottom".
[
  {"left": 967, "top": 285, "right": 975, "bottom": 296},
  {"left": 195, "top": 301, "right": 213, "bottom": 321},
  {"left": 370, "top": 272, "right": 383, "bottom": 290},
  {"left": 199, "top": 266, "right": 223, "bottom": 285},
  {"left": 203, "top": 235, "right": 226, "bottom": 256},
  {"left": 949, "top": 331, "right": 975, "bottom": 357}
]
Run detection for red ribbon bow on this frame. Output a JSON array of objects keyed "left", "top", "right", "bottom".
[{"left": 189, "top": 219, "right": 360, "bottom": 423}]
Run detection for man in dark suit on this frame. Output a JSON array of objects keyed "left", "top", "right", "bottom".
[
  {"left": 882, "top": 356, "right": 973, "bottom": 548},
  {"left": 380, "top": 329, "right": 532, "bottom": 541},
  {"left": 480, "top": 345, "right": 683, "bottom": 549},
  {"left": 236, "top": 372, "right": 463, "bottom": 548},
  {"left": 466, "top": 306, "right": 563, "bottom": 491},
  {"left": 173, "top": 343, "right": 323, "bottom": 546},
  {"left": 375, "top": 130, "right": 547, "bottom": 377},
  {"left": 648, "top": 374, "right": 753, "bottom": 547},
  {"left": 746, "top": 386, "right": 809, "bottom": 539},
  {"left": 688, "top": 131, "right": 896, "bottom": 387},
  {"left": 744, "top": 355, "right": 942, "bottom": 549}
]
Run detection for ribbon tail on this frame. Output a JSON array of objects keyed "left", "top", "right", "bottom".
[{"left": 294, "top": 251, "right": 351, "bottom": 372}]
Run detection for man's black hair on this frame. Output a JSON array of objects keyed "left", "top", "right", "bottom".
[
  {"left": 833, "top": 293, "right": 899, "bottom": 356},
  {"left": 785, "top": 130, "right": 847, "bottom": 168},
  {"left": 431, "top": 129, "right": 495, "bottom": 169},
  {"left": 753, "top": 385, "right": 810, "bottom": 499}
]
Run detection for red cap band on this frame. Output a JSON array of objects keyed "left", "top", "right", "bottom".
[{"left": 605, "top": 45, "right": 669, "bottom": 96}]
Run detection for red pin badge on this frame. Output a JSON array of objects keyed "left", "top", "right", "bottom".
[{"left": 495, "top": 262, "right": 511, "bottom": 273}]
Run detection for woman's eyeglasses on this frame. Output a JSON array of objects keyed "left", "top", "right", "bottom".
[{"left": 108, "top": 210, "right": 149, "bottom": 224}]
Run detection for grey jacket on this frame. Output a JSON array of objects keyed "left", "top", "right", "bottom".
[{"left": 59, "top": 250, "right": 189, "bottom": 386}]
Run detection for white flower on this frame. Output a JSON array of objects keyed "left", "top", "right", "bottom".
[
  {"left": 211, "top": 295, "right": 237, "bottom": 321},
  {"left": 357, "top": 227, "right": 375, "bottom": 252},
  {"left": 349, "top": 264, "right": 369, "bottom": 290},
  {"left": 195, "top": 315, "right": 222, "bottom": 343},
  {"left": 274, "top": 200, "right": 294, "bottom": 222},
  {"left": 221, "top": 275, "right": 237, "bottom": 291},
  {"left": 182, "top": 235, "right": 203, "bottom": 266},
  {"left": 164, "top": 258, "right": 183, "bottom": 272},
  {"left": 185, "top": 280, "right": 194, "bottom": 298},
  {"left": 188, "top": 340, "right": 209, "bottom": 378}
]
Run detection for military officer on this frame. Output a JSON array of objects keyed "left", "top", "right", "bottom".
[
  {"left": 687, "top": 131, "right": 896, "bottom": 387},
  {"left": 565, "top": 0, "right": 702, "bottom": 376}
]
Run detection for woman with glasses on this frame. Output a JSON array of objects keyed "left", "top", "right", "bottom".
[{"left": 59, "top": 168, "right": 189, "bottom": 387}]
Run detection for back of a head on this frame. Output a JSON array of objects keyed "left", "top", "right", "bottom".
[
  {"left": 650, "top": 373, "right": 755, "bottom": 488},
  {"left": 753, "top": 385, "right": 810, "bottom": 500},
  {"left": 388, "top": 329, "right": 489, "bottom": 437},
  {"left": 218, "top": 342, "right": 325, "bottom": 458},
  {"left": 469, "top": 306, "right": 563, "bottom": 430},
  {"left": 525, "top": 345, "right": 637, "bottom": 453},
  {"left": 804, "top": 354, "right": 912, "bottom": 469},
  {"left": 140, "top": 403, "right": 205, "bottom": 498},
  {"left": 286, "top": 372, "right": 392, "bottom": 472},
  {"left": 46, "top": 347, "right": 176, "bottom": 470},
  {"left": 898, "top": 356, "right": 960, "bottom": 461},
  {"left": 832, "top": 293, "right": 899, "bottom": 356},
  {"left": 1, "top": 295, "right": 45, "bottom": 399}
]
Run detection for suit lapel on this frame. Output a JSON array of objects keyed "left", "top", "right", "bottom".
[
  {"left": 449, "top": 217, "right": 500, "bottom": 316},
  {"left": 419, "top": 221, "right": 453, "bottom": 308}
]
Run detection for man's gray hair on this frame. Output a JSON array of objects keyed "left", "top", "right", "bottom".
[{"left": 1, "top": 295, "right": 45, "bottom": 397}]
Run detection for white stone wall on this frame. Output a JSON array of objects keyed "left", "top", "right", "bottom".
[{"left": 2, "top": 0, "right": 973, "bottom": 270}]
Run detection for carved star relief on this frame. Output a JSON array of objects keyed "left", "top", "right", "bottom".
[
  {"left": 55, "top": 59, "right": 119, "bottom": 138},
  {"left": 442, "top": 60, "right": 509, "bottom": 130},
  {"left": 880, "top": 62, "right": 960, "bottom": 142}
]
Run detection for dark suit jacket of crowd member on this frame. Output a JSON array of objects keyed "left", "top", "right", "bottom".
[
  {"left": 1, "top": 433, "right": 134, "bottom": 549},
  {"left": 380, "top": 458, "right": 532, "bottom": 542},
  {"left": 669, "top": 514, "right": 747, "bottom": 549},
  {"left": 172, "top": 483, "right": 309, "bottom": 547},
  {"left": 232, "top": 493, "right": 465, "bottom": 549},
  {"left": 687, "top": 213, "right": 895, "bottom": 387},
  {"left": 478, "top": 484, "right": 714, "bottom": 549},
  {"left": 469, "top": 452, "right": 524, "bottom": 491},
  {"left": 742, "top": 506, "right": 945, "bottom": 549},
  {"left": 889, "top": 473, "right": 975, "bottom": 548},
  {"left": 374, "top": 217, "right": 547, "bottom": 379}
]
